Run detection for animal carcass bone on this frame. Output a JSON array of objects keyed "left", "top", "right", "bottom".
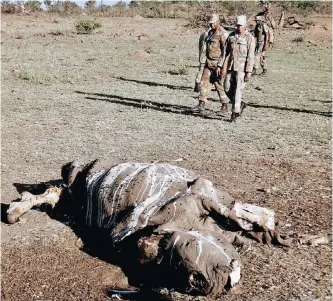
[
  {"left": 8, "top": 159, "right": 291, "bottom": 296},
  {"left": 7, "top": 187, "right": 62, "bottom": 224}
]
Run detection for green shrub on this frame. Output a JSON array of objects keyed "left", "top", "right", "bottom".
[
  {"left": 113, "top": 1, "right": 127, "bottom": 8},
  {"left": 168, "top": 66, "right": 189, "bottom": 75},
  {"left": 25, "top": 0, "right": 42, "bottom": 12},
  {"left": 1, "top": 1, "right": 16, "bottom": 13},
  {"left": 75, "top": 19, "right": 102, "bottom": 34},
  {"left": 14, "top": 70, "right": 53, "bottom": 85},
  {"left": 274, "top": 1, "right": 331, "bottom": 16},
  {"left": 84, "top": 0, "right": 96, "bottom": 10},
  {"left": 48, "top": 1, "right": 82, "bottom": 15},
  {"left": 292, "top": 36, "right": 304, "bottom": 43},
  {"left": 49, "top": 29, "right": 65, "bottom": 36}
]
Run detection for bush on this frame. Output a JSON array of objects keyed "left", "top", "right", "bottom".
[
  {"left": 1, "top": 1, "right": 16, "bottom": 13},
  {"left": 75, "top": 19, "right": 102, "bottom": 34},
  {"left": 274, "top": 1, "right": 331, "bottom": 16},
  {"left": 113, "top": 1, "right": 127, "bottom": 8},
  {"left": 25, "top": 0, "right": 42, "bottom": 12},
  {"left": 168, "top": 66, "right": 189, "bottom": 76},
  {"left": 292, "top": 36, "right": 304, "bottom": 43},
  {"left": 187, "top": 2, "right": 259, "bottom": 28},
  {"left": 85, "top": 0, "right": 96, "bottom": 10},
  {"left": 49, "top": 29, "right": 65, "bottom": 36},
  {"left": 47, "top": 1, "right": 82, "bottom": 15}
]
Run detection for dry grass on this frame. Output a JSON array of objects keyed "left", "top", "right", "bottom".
[
  {"left": 2, "top": 1, "right": 331, "bottom": 22},
  {"left": 1, "top": 14, "right": 332, "bottom": 301}
]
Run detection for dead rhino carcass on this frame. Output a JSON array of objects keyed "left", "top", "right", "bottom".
[{"left": 7, "top": 158, "right": 289, "bottom": 296}]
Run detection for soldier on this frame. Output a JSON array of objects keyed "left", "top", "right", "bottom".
[
  {"left": 260, "top": 0, "right": 276, "bottom": 30},
  {"left": 253, "top": 15, "right": 269, "bottom": 75},
  {"left": 193, "top": 29, "right": 209, "bottom": 93},
  {"left": 192, "top": 14, "right": 229, "bottom": 114},
  {"left": 221, "top": 15, "right": 255, "bottom": 122}
]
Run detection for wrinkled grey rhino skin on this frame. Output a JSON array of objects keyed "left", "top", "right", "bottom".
[{"left": 60, "top": 158, "right": 282, "bottom": 296}]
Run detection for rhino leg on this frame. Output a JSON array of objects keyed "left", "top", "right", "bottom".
[
  {"left": 189, "top": 177, "right": 292, "bottom": 246},
  {"left": 190, "top": 178, "right": 276, "bottom": 230},
  {"left": 7, "top": 187, "right": 62, "bottom": 224}
]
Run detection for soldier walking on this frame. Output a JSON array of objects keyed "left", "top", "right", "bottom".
[
  {"left": 192, "top": 14, "right": 229, "bottom": 114},
  {"left": 221, "top": 15, "right": 255, "bottom": 122},
  {"left": 253, "top": 15, "right": 269, "bottom": 75},
  {"left": 260, "top": 0, "right": 276, "bottom": 30},
  {"left": 193, "top": 29, "right": 209, "bottom": 93}
]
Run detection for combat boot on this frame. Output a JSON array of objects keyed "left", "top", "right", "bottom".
[
  {"left": 193, "top": 82, "right": 201, "bottom": 93},
  {"left": 191, "top": 100, "right": 205, "bottom": 112},
  {"left": 240, "top": 101, "right": 247, "bottom": 115},
  {"left": 216, "top": 103, "right": 228, "bottom": 115},
  {"left": 230, "top": 112, "right": 240, "bottom": 122},
  {"left": 261, "top": 69, "right": 268, "bottom": 76}
]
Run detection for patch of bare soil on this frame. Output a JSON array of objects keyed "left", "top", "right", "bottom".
[{"left": 1, "top": 14, "right": 332, "bottom": 301}]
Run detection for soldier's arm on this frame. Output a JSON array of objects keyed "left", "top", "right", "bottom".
[
  {"left": 245, "top": 35, "right": 255, "bottom": 73},
  {"left": 221, "top": 36, "right": 231, "bottom": 78},
  {"left": 217, "top": 31, "right": 227, "bottom": 68},
  {"left": 198, "top": 31, "right": 208, "bottom": 68},
  {"left": 263, "top": 24, "right": 269, "bottom": 51}
]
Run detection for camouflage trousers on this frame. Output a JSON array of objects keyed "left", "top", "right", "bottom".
[
  {"left": 224, "top": 71, "right": 246, "bottom": 113},
  {"left": 199, "top": 67, "right": 228, "bottom": 104},
  {"left": 254, "top": 42, "right": 267, "bottom": 71}
]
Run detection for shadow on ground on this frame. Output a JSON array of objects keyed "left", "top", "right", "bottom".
[
  {"left": 113, "top": 76, "right": 193, "bottom": 91},
  {"left": 77, "top": 88, "right": 332, "bottom": 119},
  {"left": 2, "top": 182, "right": 179, "bottom": 301},
  {"left": 76, "top": 91, "right": 228, "bottom": 121},
  {"left": 247, "top": 102, "right": 332, "bottom": 117}
]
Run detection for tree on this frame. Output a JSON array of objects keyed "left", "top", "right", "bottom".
[
  {"left": 43, "top": 0, "right": 51, "bottom": 9},
  {"left": 85, "top": 0, "right": 96, "bottom": 10},
  {"left": 25, "top": 0, "right": 42, "bottom": 12},
  {"left": 129, "top": 1, "right": 139, "bottom": 8},
  {"left": 113, "top": 1, "right": 126, "bottom": 8}
]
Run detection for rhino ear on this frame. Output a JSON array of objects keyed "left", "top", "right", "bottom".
[
  {"left": 61, "top": 161, "right": 84, "bottom": 186},
  {"left": 61, "top": 160, "right": 88, "bottom": 186},
  {"left": 61, "top": 161, "right": 74, "bottom": 186}
]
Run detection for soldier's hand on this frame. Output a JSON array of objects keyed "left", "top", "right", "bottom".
[
  {"left": 216, "top": 67, "right": 221, "bottom": 77},
  {"left": 220, "top": 69, "right": 227, "bottom": 80},
  {"left": 245, "top": 72, "right": 252, "bottom": 82}
]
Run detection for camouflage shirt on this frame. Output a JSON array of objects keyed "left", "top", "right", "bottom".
[
  {"left": 225, "top": 30, "right": 255, "bottom": 73},
  {"left": 199, "top": 25, "right": 229, "bottom": 68},
  {"left": 254, "top": 22, "right": 269, "bottom": 43},
  {"left": 198, "top": 30, "right": 209, "bottom": 65}
]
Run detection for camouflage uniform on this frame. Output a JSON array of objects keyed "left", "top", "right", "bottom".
[
  {"left": 198, "top": 26, "right": 229, "bottom": 105},
  {"left": 254, "top": 22, "right": 269, "bottom": 72},
  {"left": 194, "top": 30, "right": 209, "bottom": 91},
  {"left": 223, "top": 30, "right": 255, "bottom": 113}
]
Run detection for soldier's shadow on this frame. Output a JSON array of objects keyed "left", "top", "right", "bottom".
[
  {"left": 247, "top": 103, "right": 332, "bottom": 117},
  {"left": 112, "top": 76, "right": 193, "bottom": 91},
  {"left": 76, "top": 91, "right": 227, "bottom": 121}
]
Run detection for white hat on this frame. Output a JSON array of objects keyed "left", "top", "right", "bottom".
[
  {"left": 209, "top": 14, "right": 219, "bottom": 24},
  {"left": 236, "top": 15, "right": 247, "bottom": 26}
]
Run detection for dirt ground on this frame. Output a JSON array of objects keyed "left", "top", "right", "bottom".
[{"left": 1, "top": 13, "right": 332, "bottom": 301}]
